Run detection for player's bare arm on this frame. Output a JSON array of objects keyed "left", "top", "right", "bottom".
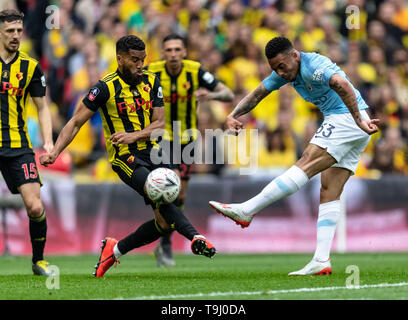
[
  {"left": 226, "top": 82, "right": 270, "bottom": 134},
  {"left": 109, "top": 105, "right": 165, "bottom": 146},
  {"left": 39, "top": 101, "right": 95, "bottom": 166},
  {"left": 31, "top": 96, "right": 53, "bottom": 153},
  {"left": 329, "top": 73, "right": 379, "bottom": 135},
  {"left": 195, "top": 82, "right": 234, "bottom": 103}
]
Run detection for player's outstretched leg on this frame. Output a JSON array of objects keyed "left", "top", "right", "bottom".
[{"left": 209, "top": 165, "right": 309, "bottom": 228}]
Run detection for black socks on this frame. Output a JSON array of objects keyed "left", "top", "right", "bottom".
[
  {"left": 29, "top": 211, "right": 47, "bottom": 264},
  {"left": 160, "top": 198, "right": 185, "bottom": 248},
  {"left": 117, "top": 219, "right": 166, "bottom": 255},
  {"left": 158, "top": 203, "right": 197, "bottom": 241}
]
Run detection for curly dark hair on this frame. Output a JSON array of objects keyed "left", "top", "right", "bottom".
[
  {"left": 116, "top": 35, "right": 145, "bottom": 54},
  {"left": 265, "top": 37, "right": 293, "bottom": 59},
  {"left": 0, "top": 9, "right": 24, "bottom": 24}
]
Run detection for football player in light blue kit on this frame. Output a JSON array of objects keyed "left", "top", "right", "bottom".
[{"left": 209, "top": 37, "right": 380, "bottom": 276}]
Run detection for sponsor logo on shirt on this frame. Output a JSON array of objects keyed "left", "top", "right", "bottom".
[
  {"left": 0, "top": 81, "right": 24, "bottom": 96},
  {"left": 164, "top": 93, "right": 192, "bottom": 103},
  {"left": 117, "top": 98, "right": 154, "bottom": 114}
]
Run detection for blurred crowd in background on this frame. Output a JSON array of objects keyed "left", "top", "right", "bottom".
[{"left": 2, "top": 0, "right": 408, "bottom": 181}]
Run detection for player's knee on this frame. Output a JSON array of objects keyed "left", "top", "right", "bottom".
[
  {"left": 157, "top": 203, "right": 182, "bottom": 230},
  {"left": 154, "top": 208, "right": 172, "bottom": 231},
  {"left": 157, "top": 219, "right": 173, "bottom": 232},
  {"left": 25, "top": 200, "right": 43, "bottom": 218}
]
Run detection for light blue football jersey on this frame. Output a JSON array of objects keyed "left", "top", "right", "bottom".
[{"left": 262, "top": 52, "right": 368, "bottom": 116}]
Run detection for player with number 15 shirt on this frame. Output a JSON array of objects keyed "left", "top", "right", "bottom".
[{"left": 0, "top": 9, "right": 54, "bottom": 276}]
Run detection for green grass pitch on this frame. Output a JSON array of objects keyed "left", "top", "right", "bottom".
[{"left": 0, "top": 252, "right": 407, "bottom": 300}]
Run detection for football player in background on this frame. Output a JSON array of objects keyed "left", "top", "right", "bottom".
[
  {"left": 0, "top": 10, "right": 53, "bottom": 276},
  {"left": 0, "top": 9, "right": 54, "bottom": 276},
  {"left": 147, "top": 34, "right": 233, "bottom": 267}
]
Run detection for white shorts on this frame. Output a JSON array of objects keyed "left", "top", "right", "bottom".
[{"left": 309, "top": 110, "right": 371, "bottom": 174}]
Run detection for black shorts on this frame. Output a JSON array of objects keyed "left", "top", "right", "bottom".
[
  {"left": 111, "top": 148, "right": 172, "bottom": 206},
  {"left": 166, "top": 141, "right": 195, "bottom": 181},
  {"left": 0, "top": 152, "right": 42, "bottom": 194}
]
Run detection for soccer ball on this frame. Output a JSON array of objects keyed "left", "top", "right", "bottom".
[{"left": 145, "top": 167, "right": 181, "bottom": 204}]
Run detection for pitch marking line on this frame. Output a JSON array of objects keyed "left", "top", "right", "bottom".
[{"left": 116, "top": 282, "right": 408, "bottom": 300}]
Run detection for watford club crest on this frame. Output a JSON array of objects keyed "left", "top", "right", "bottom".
[
  {"left": 127, "top": 155, "right": 135, "bottom": 164},
  {"left": 183, "top": 81, "right": 191, "bottom": 90},
  {"left": 143, "top": 84, "right": 151, "bottom": 93},
  {"left": 16, "top": 72, "right": 24, "bottom": 81}
]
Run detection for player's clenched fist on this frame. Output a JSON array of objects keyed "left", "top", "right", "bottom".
[
  {"left": 39, "top": 152, "right": 58, "bottom": 167},
  {"left": 359, "top": 119, "right": 380, "bottom": 135},
  {"left": 109, "top": 131, "right": 138, "bottom": 146}
]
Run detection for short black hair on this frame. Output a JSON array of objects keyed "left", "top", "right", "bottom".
[
  {"left": 163, "top": 34, "right": 186, "bottom": 47},
  {"left": 265, "top": 37, "right": 293, "bottom": 59},
  {"left": 116, "top": 35, "right": 145, "bottom": 54},
  {"left": 0, "top": 9, "right": 24, "bottom": 24}
]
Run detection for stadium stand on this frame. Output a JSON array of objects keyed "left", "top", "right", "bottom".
[{"left": 3, "top": 0, "right": 407, "bottom": 180}]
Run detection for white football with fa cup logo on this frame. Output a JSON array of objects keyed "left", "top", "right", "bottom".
[{"left": 145, "top": 168, "right": 181, "bottom": 204}]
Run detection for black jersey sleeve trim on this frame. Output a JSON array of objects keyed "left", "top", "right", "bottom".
[
  {"left": 27, "top": 63, "right": 46, "bottom": 97},
  {"left": 152, "top": 75, "right": 164, "bottom": 108}
]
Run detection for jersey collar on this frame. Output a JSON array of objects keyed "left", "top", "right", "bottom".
[
  {"left": 0, "top": 51, "right": 19, "bottom": 65},
  {"left": 165, "top": 61, "right": 183, "bottom": 78},
  {"left": 296, "top": 51, "right": 306, "bottom": 83}
]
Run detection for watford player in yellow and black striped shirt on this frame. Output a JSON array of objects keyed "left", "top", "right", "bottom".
[
  {"left": 0, "top": 50, "right": 45, "bottom": 152},
  {"left": 0, "top": 9, "right": 54, "bottom": 276},
  {"left": 147, "top": 34, "right": 233, "bottom": 267},
  {"left": 82, "top": 63, "right": 164, "bottom": 164},
  {"left": 40, "top": 35, "right": 216, "bottom": 278}
]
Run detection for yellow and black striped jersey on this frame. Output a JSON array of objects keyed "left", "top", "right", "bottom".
[
  {"left": 82, "top": 69, "right": 164, "bottom": 163},
  {"left": 146, "top": 60, "right": 218, "bottom": 144},
  {"left": 0, "top": 51, "right": 46, "bottom": 155}
]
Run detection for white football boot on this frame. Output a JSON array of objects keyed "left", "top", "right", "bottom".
[
  {"left": 209, "top": 201, "right": 255, "bottom": 228},
  {"left": 153, "top": 243, "right": 176, "bottom": 267},
  {"left": 288, "top": 259, "right": 332, "bottom": 276}
]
